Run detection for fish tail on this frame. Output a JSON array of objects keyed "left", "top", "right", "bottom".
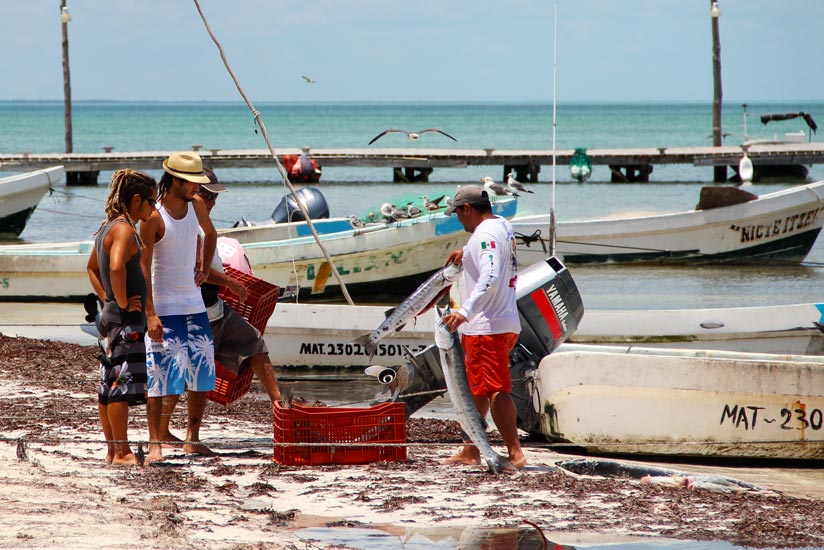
[{"left": 353, "top": 333, "right": 377, "bottom": 360}]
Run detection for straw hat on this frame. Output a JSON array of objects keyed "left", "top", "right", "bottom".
[{"left": 162, "top": 152, "right": 210, "bottom": 184}]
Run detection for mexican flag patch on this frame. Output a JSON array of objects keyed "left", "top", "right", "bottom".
[{"left": 480, "top": 240, "right": 497, "bottom": 250}]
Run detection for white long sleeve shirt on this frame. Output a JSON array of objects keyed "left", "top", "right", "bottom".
[{"left": 457, "top": 216, "right": 521, "bottom": 335}]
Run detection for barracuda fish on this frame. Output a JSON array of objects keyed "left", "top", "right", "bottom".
[
  {"left": 354, "top": 262, "right": 462, "bottom": 361},
  {"left": 434, "top": 307, "right": 508, "bottom": 474}
]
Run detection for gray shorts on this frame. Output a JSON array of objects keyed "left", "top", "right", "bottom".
[{"left": 211, "top": 303, "right": 268, "bottom": 375}]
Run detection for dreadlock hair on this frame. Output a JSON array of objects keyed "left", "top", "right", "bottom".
[
  {"left": 157, "top": 171, "right": 174, "bottom": 200},
  {"left": 95, "top": 169, "right": 157, "bottom": 247}
]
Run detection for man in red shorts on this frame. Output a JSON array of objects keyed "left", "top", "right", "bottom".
[{"left": 441, "top": 184, "right": 526, "bottom": 469}]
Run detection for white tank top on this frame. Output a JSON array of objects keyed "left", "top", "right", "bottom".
[{"left": 152, "top": 201, "right": 205, "bottom": 316}]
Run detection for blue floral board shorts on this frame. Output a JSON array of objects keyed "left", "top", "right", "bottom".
[
  {"left": 146, "top": 312, "right": 215, "bottom": 397},
  {"left": 98, "top": 323, "right": 147, "bottom": 406}
]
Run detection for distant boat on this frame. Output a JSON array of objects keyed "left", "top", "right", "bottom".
[
  {"left": 736, "top": 105, "right": 817, "bottom": 181},
  {"left": 518, "top": 344, "right": 824, "bottom": 460},
  {"left": 0, "top": 166, "right": 63, "bottom": 239},
  {"left": 513, "top": 180, "right": 824, "bottom": 266}
]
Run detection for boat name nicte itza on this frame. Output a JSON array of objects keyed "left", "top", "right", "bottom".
[{"left": 731, "top": 207, "right": 823, "bottom": 243}]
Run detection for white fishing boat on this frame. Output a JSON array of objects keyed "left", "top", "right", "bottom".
[
  {"left": 517, "top": 344, "right": 824, "bottom": 460},
  {"left": 513, "top": 180, "right": 824, "bottom": 265},
  {"left": 260, "top": 300, "right": 824, "bottom": 368},
  {"left": 0, "top": 166, "right": 64, "bottom": 239},
  {"left": 0, "top": 191, "right": 516, "bottom": 301},
  {"left": 571, "top": 301, "right": 824, "bottom": 356}
]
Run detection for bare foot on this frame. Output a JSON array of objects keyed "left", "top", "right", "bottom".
[
  {"left": 183, "top": 441, "right": 216, "bottom": 456},
  {"left": 159, "top": 432, "right": 184, "bottom": 449},
  {"left": 105, "top": 453, "right": 114, "bottom": 464},
  {"left": 146, "top": 445, "right": 163, "bottom": 466},
  {"left": 509, "top": 454, "right": 528, "bottom": 470},
  {"left": 442, "top": 447, "right": 481, "bottom": 466},
  {"left": 111, "top": 453, "right": 139, "bottom": 466}
]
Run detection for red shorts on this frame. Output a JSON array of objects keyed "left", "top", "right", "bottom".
[{"left": 461, "top": 333, "right": 519, "bottom": 397}]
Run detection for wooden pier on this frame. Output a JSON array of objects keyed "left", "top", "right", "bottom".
[{"left": 1, "top": 143, "right": 823, "bottom": 184}]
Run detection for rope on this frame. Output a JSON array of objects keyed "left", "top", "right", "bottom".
[
  {"left": 192, "top": 0, "right": 355, "bottom": 306},
  {"left": 6, "top": 433, "right": 824, "bottom": 450}
]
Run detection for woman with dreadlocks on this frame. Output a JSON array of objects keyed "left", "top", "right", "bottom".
[{"left": 87, "top": 169, "right": 157, "bottom": 465}]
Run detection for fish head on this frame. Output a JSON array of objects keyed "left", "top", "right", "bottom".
[{"left": 442, "top": 261, "right": 463, "bottom": 282}]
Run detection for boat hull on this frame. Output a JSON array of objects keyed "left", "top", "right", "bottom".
[
  {"left": 513, "top": 180, "right": 824, "bottom": 265},
  {"left": 0, "top": 166, "right": 64, "bottom": 239},
  {"left": 525, "top": 344, "right": 824, "bottom": 459},
  {"left": 571, "top": 302, "right": 824, "bottom": 356}
]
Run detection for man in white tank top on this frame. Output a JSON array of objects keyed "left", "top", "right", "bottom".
[{"left": 140, "top": 152, "right": 218, "bottom": 464}]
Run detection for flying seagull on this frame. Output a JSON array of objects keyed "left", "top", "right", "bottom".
[
  {"left": 369, "top": 128, "right": 457, "bottom": 145},
  {"left": 482, "top": 176, "right": 518, "bottom": 197},
  {"left": 506, "top": 172, "right": 534, "bottom": 194},
  {"left": 302, "top": 75, "right": 316, "bottom": 84}
]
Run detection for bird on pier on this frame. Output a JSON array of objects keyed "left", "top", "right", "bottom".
[
  {"left": 482, "top": 176, "right": 518, "bottom": 197},
  {"left": 422, "top": 194, "right": 446, "bottom": 211},
  {"left": 368, "top": 128, "right": 457, "bottom": 145},
  {"left": 506, "top": 172, "right": 534, "bottom": 194}
]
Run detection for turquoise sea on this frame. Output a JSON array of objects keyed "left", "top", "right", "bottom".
[{"left": 3, "top": 100, "right": 824, "bottom": 309}]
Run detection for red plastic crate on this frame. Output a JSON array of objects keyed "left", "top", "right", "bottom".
[
  {"left": 218, "top": 266, "right": 280, "bottom": 334},
  {"left": 210, "top": 363, "right": 254, "bottom": 406},
  {"left": 208, "top": 267, "right": 280, "bottom": 405},
  {"left": 273, "top": 401, "right": 407, "bottom": 466}
]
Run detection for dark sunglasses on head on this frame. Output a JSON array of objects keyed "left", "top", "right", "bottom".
[{"left": 198, "top": 188, "right": 218, "bottom": 201}]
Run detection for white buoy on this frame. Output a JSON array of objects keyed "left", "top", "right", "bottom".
[{"left": 738, "top": 152, "right": 754, "bottom": 186}]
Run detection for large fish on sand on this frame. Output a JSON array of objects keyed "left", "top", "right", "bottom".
[
  {"left": 354, "top": 262, "right": 462, "bottom": 360},
  {"left": 434, "top": 307, "right": 508, "bottom": 474}
]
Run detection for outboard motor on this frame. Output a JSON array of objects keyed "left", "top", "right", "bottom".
[
  {"left": 270, "top": 187, "right": 330, "bottom": 223},
  {"left": 510, "top": 256, "right": 584, "bottom": 434}
]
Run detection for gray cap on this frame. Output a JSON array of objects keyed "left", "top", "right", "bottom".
[
  {"left": 201, "top": 167, "right": 226, "bottom": 193},
  {"left": 444, "top": 185, "right": 490, "bottom": 215}
]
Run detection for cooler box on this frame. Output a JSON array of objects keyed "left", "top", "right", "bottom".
[{"left": 515, "top": 256, "right": 585, "bottom": 358}]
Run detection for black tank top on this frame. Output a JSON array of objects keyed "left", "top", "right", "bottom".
[{"left": 94, "top": 218, "right": 147, "bottom": 326}]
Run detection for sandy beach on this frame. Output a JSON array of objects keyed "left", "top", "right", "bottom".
[{"left": 2, "top": 333, "right": 824, "bottom": 549}]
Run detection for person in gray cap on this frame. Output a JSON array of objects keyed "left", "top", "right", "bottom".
[
  {"left": 441, "top": 184, "right": 525, "bottom": 469},
  {"left": 139, "top": 151, "right": 218, "bottom": 464}
]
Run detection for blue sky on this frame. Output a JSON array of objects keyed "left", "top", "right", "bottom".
[{"left": 3, "top": 1, "right": 822, "bottom": 103}]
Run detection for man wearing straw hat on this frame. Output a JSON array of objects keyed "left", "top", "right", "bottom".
[{"left": 140, "top": 152, "right": 218, "bottom": 464}]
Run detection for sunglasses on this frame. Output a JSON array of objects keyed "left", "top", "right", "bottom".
[
  {"left": 198, "top": 188, "right": 218, "bottom": 202},
  {"left": 143, "top": 197, "right": 157, "bottom": 208}
]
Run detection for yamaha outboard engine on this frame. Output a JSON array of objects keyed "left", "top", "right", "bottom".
[
  {"left": 271, "top": 187, "right": 330, "bottom": 223},
  {"left": 510, "top": 256, "right": 584, "bottom": 434}
]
